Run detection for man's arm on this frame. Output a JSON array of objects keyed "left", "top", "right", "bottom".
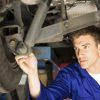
[
  {"left": 15, "top": 53, "right": 72, "bottom": 99},
  {"left": 15, "top": 53, "right": 40, "bottom": 97}
]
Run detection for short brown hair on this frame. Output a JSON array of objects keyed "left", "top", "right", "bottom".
[{"left": 71, "top": 25, "right": 100, "bottom": 45}]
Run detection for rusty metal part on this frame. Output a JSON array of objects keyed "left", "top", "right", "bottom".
[
  {"left": 94, "top": 0, "right": 100, "bottom": 10},
  {"left": 12, "top": 1, "right": 24, "bottom": 27},
  {"left": 21, "top": 0, "right": 40, "bottom": 5},
  {"left": 15, "top": 41, "right": 32, "bottom": 55},
  {"left": 25, "top": 0, "right": 52, "bottom": 47},
  {"left": 34, "top": 11, "right": 100, "bottom": 43},
  {"left": 61, "top": 0, "right": 67, "bottom": 20}
]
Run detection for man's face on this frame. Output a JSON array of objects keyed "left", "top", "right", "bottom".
[{"left": 73, "top": 35, "right": 100, "bottom": 69}]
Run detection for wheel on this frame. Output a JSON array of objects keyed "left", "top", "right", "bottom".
[{"left": 0, "top": 36, "right": 23, "bottom": 93}]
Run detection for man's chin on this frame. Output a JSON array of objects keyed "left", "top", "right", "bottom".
[{"left": 80, "top": 64, "right": 88, "bottom": 69}]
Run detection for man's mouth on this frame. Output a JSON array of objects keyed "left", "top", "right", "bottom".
[{"left": 79, "top": 59, "right": 87, "bottom": 63}]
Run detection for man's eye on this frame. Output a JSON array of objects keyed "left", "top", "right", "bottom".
[{"left": 84, "top": 45, "right": 88, "bottom": 49}]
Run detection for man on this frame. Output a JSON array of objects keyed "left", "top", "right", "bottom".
[{"left": 15, "top": 25, "right": 100, "bottom": 100}]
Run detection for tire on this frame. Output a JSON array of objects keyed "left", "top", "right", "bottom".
[{"left": 0, "top": 36, "right": 23, "bottom": 93}]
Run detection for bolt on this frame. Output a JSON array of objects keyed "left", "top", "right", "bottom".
[
  {"left": 9, "top": 39, "right": 16, "bottom": 47},
  {"left": 16, "top": 42, "right": 28, "bottom": 55},
  {"left": 64, "top": 21, "right": 69, "bottom": 28}
]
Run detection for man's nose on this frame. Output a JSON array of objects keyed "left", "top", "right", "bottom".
[{"left": 77, "top": 49, "right": 85, "bottom": 57}]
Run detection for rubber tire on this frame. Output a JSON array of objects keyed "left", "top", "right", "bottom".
[{"left": 0, "top": 36, "right": 23, "bottom": 93}]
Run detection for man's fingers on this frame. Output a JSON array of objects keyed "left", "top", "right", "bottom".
[
  {"left": 29, "top": 53, "right": 36, "bottom": 58},
  {"left": 15, "top": 53, "right": 34, "bottom": 61},
  {"left": 15, "top": 55, "right": 28, "bottom": 62},
  {"left": 16, "top": 58, "right": 27, "bottom": 70}
]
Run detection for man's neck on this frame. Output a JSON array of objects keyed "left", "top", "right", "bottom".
[
  {"left": 86, "top": 56, "right": 100, "bottom": 74},
  {"left": 86, "top": 64, "right": 100, "bottom": 74}
]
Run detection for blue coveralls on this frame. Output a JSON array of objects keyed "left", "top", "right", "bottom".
[{"left": 35, "top": 62, "right": 100, "bottom": 100}]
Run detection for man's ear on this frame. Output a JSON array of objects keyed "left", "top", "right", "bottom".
[{"left": 98, "top": 44, "right": 100, "bottom": 53}]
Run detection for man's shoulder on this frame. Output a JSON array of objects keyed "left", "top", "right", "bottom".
[
  {"left": 58, "top": 62, "right": 81, "bottom": 78},
  {"left": 62, "top": 62, "right": 79, "bottom": 71}
]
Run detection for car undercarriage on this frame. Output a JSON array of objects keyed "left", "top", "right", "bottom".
[{"left": 0, "top": 0, "right": 100, "bottom": 93}]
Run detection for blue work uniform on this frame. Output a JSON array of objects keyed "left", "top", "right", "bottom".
[{"left": 36, "top": 62, "right": 100, "bottom": 100}]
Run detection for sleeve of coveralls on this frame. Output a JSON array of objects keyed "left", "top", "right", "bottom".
[{"left": 36, "top": 68, "right": 72, "bottom": 100}]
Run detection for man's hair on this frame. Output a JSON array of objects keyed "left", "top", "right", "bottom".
[{"left": 71, "top": 25, "right": 100, "bottom": 45}]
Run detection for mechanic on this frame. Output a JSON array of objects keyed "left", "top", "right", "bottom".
[{"left": 15, "top": 25, "right": 100, "bottom": 100}]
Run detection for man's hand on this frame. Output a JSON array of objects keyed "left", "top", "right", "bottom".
[
  {"left": 15, "top": 53, "right": 40, "bottom": 97},
  {"left": 15, "top": 53, "right": 38, "bottom": 75}
]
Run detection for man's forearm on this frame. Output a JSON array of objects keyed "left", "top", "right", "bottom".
[{"left": 28, "top": 71, "right": 40, "bottom": 97}]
